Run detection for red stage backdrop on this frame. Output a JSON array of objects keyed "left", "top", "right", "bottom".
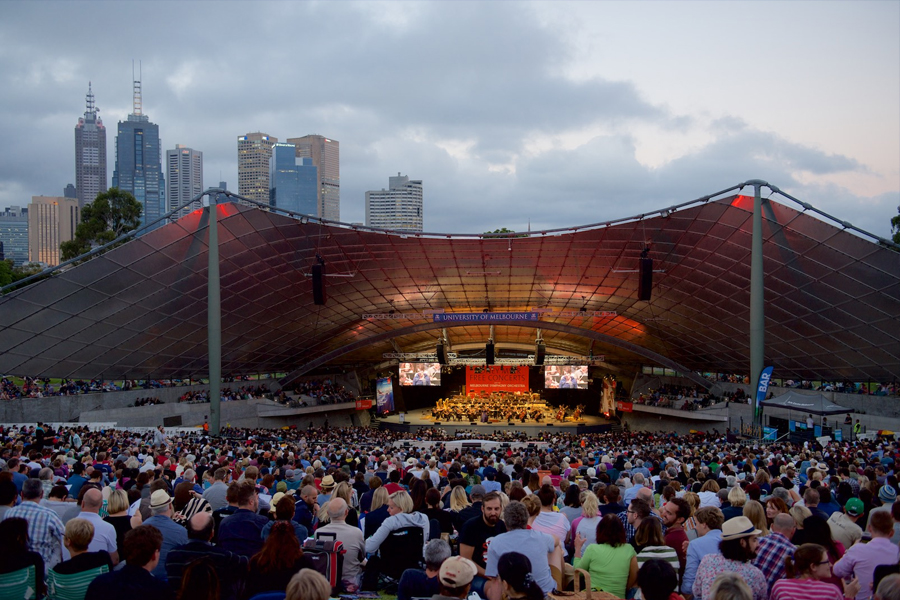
[{"left": 465, "top": 366, "right": 530, "bottom": 394}]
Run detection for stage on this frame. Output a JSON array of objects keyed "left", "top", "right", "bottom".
[{"left": 378, "top": 406, "right": 615, "bottom": 435}]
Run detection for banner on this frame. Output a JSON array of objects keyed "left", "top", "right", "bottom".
[
  {"left": 434, "top": 312, "right": 540, "bottom": 323},
  {"left": 762, "top": 426, "right": 778, "bottom": 440},
  {"left": 465, "top": 366, "right": 529, "bottom": 394},
  {"left": 616, "top": 401, "right": 633, "bottom": 413},
  {"left": 355, "top": 399, "right": 373, "bottom": 410},
  {"left": 375, "top": 378, "right": 394, "bottom": 414},
  {"left": 601, "top": 376, "right": 616, "bottom": 415},
  {"left": 755, "top": 366, "right": 774, "bottom": 410}
]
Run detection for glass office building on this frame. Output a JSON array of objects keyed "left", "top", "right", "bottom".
[{"left": 269, "top": 143, "right": 318, "bottom": 215}]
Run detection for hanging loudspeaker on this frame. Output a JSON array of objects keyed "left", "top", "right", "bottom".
[
  {"left": 437, "top": 342, "right": 448, "bottom": 364},
  {"left": 312, "top": 263, "right": 326, "bottom": 305},
  {"left": 638, "top": 257, "right": 653, "bottom": 301},
  {"left": 535, "top": 342, "right": 545, "bottom": 365},
  {"left": 485, "top": 342, "right": 495, "bottom": 365}
]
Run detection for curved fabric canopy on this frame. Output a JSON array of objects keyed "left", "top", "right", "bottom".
[{"left": 0, "top": 192, "right": 897, "bottom": 382}]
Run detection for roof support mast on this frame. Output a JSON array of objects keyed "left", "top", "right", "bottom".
[
  {"left": 208, "top": 192, "right": 222, "bottom": 436},
  {"left": 748, "top": 179, "right": 767, "bottom": 430}
]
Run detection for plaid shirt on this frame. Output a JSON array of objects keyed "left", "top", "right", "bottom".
[
  {"left": 6, "top": 500, "right": 65, "bottom": 573},
  {"left": 618, "top": 510, "right": 667, "bottom": 542},
  {"left": 752, "top": 531, "right": 795, "bottom": 590}
]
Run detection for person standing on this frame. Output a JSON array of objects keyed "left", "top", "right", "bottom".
[
  {"left": 485, "top": 501, "right": 557, "bottom": 600},
  {"left": 142, "top": 489, "right": 188, "bottom": 580},
  {"left": 5, "top": 478, "right": 65, "bottom": 573}
]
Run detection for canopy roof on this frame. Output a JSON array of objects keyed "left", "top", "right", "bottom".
[
  {"left": 0, "top": 192, "right": 898, "bottom": 382},
  {"left": 760, "top": 390, "right": 853, "bottom": 416}
]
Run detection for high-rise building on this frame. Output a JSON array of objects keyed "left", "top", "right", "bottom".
[
  {"left": 112, "top": 76, "right": 164, "bottom": 229},
  {"left": 64, "top": 184, "right": 77, "bottom": 199},
  {"left": 237, "top": 133, "right": 277, "bottom": 207},
  {"left": 269, "top": 143, "right": 317, "bottom": 215},
  {"left": 0, "top": 206, "right": 29, "bottom": 266},
  {"left": 285, "top": 135, "right": 340, "bottom": 221},
  {"left": 28, "top": 196, "right": 79, "bottom": 266},
  {"left": 365, "top": 173, "right": 424, "bottom": 232},
  {"left": 75, "top": 83, "right": 107, "bottom": 208},
  {"left": 166, "top": 144, "right": 203, "bottom": 219}
]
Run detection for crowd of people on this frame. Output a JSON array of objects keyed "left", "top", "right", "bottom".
[
  {"left": 177, "top": 385, "right": 274, "bottom": 404},
  {"left": 633, "top": 384, "right": 722, "bottom": 411},
  {"left": 3, "top": 420, "right": 900, "bottom": 600},
  {"left": 273, "top": 379, "right": 358, "bottom": 408}
]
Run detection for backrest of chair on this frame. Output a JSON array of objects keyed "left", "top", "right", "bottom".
[
  {"left": 429, "top": 518, "right": 441, "bottom": 540},
  {"left": 0, "top": 565, "right": 36, "bottom": 600},
  {"left": 47, "top": 565, "right": 110, "bottom": 600},
  {"left": 379, "top": 525, "right": 424, "bottom": 579},
  {"left": 246, "top": 593, "right": 286, "bottom": 600}
]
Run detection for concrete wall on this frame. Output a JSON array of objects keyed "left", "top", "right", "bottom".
[{"left": 0, "top": 379, "right": 372, "bottom": 430}]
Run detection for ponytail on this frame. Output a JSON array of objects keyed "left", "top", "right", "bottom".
[{"left": 785, "top": 543, "right": 826, "bottom": 579}]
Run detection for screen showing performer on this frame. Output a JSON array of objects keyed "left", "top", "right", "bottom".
[
  {"left": 399, "top": 362, "right": 442, "bottom": 386},
  {"left": 544, "top": 365, "right": 588, "bottom": 389}
]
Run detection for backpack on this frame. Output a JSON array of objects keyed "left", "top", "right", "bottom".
[{"left": 303, "top": 532, "right": 345, "bottom": 592}]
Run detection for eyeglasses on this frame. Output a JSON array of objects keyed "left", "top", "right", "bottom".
[
  {"left": 626, "top": 510, "right": 636, "bottom": 514},
  {"left": 816, "top": 560, "right": 831, "bottom": 565}
]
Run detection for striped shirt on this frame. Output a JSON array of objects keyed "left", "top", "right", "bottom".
[
  {"left": 770, "top": 577, "right": 843, "bottom": 600},
  {"left": 635, "top": 545, "right": 680, "bottom": 599}
]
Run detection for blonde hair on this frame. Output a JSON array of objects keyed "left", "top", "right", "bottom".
[
  {"left": 700, "top": 480, "right": 720, "bottom": 494},
  {"left": 450, "top": 486, "right": 471, "bottom": 512},
  {"left": 581, "top": 491, "right": 600, "bottom": 518},
  {"left": 708, "top": 572, "right": 752, "bottom": 600},
  {"left": 106, "top": 488, "right": 130, "bottom": 515},
  {"left": 790, "top": 505, "right": 812, "bottom": 529},
  {"left": 370, "top": 487, "right": 390, "bottom": 511},
  {"left": 521, "top": 494, "right": 541, "bottom": 518},
  {"left": 333, "top": 481, "right": 353, "bottom": 505},
  {"left": 743, "top": 500, "right": 769, "bottom": 536},
  {"left": 390, "top": 490, "right": 414, "bottom": 514},
  {"left": 64, "top": 518, "right": 94, "bottom": 552},
  {"left": 286, "top": 568, "right": 331, "bottom": 600},
  {"left": 683, "top": 492, "right": 700, "bottom": 510},
  {"left": 727, "top": 486, "right": 747, "bottom": 508}
]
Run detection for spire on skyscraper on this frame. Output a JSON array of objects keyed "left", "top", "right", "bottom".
[
  {"left": 85, "top": 81, "right": 96, "bottom": 118},
  {"left": 132, "top": 60, "right": 142, "bottom": 117}
]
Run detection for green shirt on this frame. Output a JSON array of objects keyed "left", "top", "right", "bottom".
[{"left": 573, "top": 543, "right": 636, "bottom": 598}]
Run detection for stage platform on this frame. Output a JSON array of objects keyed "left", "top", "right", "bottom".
[{"left": 379, "top": 407, "right": 616, "bottom": 435}]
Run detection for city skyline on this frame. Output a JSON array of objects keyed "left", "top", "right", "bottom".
[{"left": 0, "top": 2, "right": 897, "bottom": 238}]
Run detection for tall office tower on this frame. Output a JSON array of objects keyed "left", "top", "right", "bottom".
[
  {"left": 365, "top": 173, "right": 424, "bottom": 232},
  {"left": 112, "top": 75, "right": 165, "bottom": 229},
  {"left": 269, "top": 143, "right": 318, "bottom": 215},
  {"left": 166, "top": 144, "right": 204, "bottom": 219},
  {"left": 285, "top": 135, "right": 340, "bottom": 220},
  {"left": 0, "top": 206, "right": 29, "bottom": 266},
  {"left": 27, "top": 196, "right": 79, "bottom": 266},
  {"left": 74, "top": 83, "right": 107, "bottom": 208},
  {"left": 64, "top": 184, "right": 77, "bottom": 199},
  {"left": 237, "top": 133, "right": 277, "bottom": 207}
]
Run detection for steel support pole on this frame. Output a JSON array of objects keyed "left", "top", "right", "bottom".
[
  {"left": 749, "top": 181, "right": 766, "bottom": 429},
  {"left": 208, "top": 193, "right": 222, "bottom": 436}
]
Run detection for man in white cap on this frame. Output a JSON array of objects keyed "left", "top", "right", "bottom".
[
  {"left": 431, "top": 556, "right": 478, "bottom": 600},
  {"left": 143, "top": 488, "right": 188, "bottom": 580},
  {"left": 692, "top": 516, "right": 767, "bottom": 600}
]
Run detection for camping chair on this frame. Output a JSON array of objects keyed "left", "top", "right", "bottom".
[
  {"left": 46, "top": 565, "right": 109, "bottom": 600},
  {"left": 0, "top": 565, "right": 37, "bottom": 600}
]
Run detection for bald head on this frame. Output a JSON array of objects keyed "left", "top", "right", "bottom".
[
  {"left": 636, "top": 487, "right": 654, "bottom": 503},
  {"left": 82, "top": 488, "right": 103, "bottom": 512},
  {"left": 301, "top": 485, "right": 318, "bottom": 505},
  {"left": 327, "top": 497, "right": 349, "bottom": 522},
  {"left": 772, "top": 513, "right": 796, "bottom": 535},
  {"left": 187, "top": 511, "right": 214, "bottom": 541}
]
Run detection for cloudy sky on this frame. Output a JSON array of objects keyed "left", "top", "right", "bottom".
[{"left": 2, "top": 1, "right": 898, "bottom": 238}]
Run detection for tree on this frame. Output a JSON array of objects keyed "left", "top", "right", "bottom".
[
  {"left": 61, "top": 188, "right": 142, "bottom": 261},
  {"left": 892, "top": 205, "right": 900, "bottom": 245},
  {"left": 0, "top": 260, "right": 49, "bottom": 293}
]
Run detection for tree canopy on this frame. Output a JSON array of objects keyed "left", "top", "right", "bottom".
[
  {"left": 892, "top": 205, "right": 900, "bottom": 245},
  {"left": 61, "top": 188, "right": 142, "bottom": 261}
]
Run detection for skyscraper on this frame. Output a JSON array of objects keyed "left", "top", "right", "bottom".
[
  {"left": 166, "top": 144, "right": 203, "bottom": 219},
  {"left": 237, "top": 132, "right": 277, "bottom": 207},
  {"left": 365, "top": 173, "right": 424, "bottom": 232},
  {"left": 269, "top": 143, "right": 317, "bottom": 215},
  {"left": 28, "top": 196, "right": 79, "bottom": 266},
  {"left": 112, "top": 75, "right": 165, "bottom": 229},
  {"left": 0, "top": 206, "right": 29, "bottom": 266},
  {"left": 285, "top": 135, "right": 340, "bottom": 221},
  {"left": 75, "top": 83, "right": 107, "bottom": 207}
]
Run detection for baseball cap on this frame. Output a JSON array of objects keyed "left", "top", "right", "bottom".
[
  {"left": 845, "top": 498, "right": 864, "bottom": 517},
  {"left": 438, "top": 556, "right": 477, "bottom": 588}
]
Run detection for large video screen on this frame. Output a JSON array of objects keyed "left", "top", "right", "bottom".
[
  {"left": 399, "top": 363, "right": 442, "bottom": 386},
  {"left": 544, "top": 365, "right": 589, "bottom": 389}
]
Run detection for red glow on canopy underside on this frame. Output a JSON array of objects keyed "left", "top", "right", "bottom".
[{"left": 730, "top": 195, "right": 754, "bottom": 210}]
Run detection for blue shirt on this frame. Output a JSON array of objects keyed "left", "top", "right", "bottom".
[
  {"left": 218, "top": 508, "right": 268, "bottom": 558},
  {"left": 143, "top": 514, "right": 188, "bottom": 580},
  {"left": 681, "top": 529, "right": 722, "bottom": 595}
]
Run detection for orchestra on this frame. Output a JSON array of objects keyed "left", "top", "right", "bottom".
[{"left": 429, "top": 391, "right": 585, "bottom": 424}]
